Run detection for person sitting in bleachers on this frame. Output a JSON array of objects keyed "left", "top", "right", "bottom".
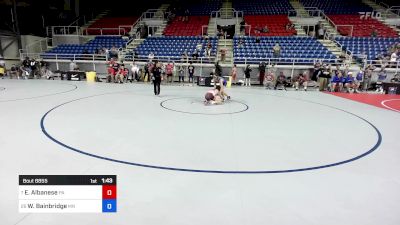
[
  {"left": 238, "top": 36, "right": 245, "bottom": 48},
  {"left": 272, "top": 43, "right": 281, "bottom": 58},
  {"left": 148, "top": 52, "right": 154, "bottom": 62},
  {"left": 285, "top": 22, "right": 295, "bottom": 31},
  {"left": 390, "top": 49, "right": 398, "bottom": 68},
  {"left": 371, "top": 27, "right": 378, "bottom": 37},
  {"left": 240, "top": 19, "right": 246, "bottom": 33},
  {"left": 262, "top": 25, "right": 269, "bottom": 33}
]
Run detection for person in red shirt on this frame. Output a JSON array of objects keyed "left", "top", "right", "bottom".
[
  {"left": 116, "top": 65, "right": 128, "bottom": 84},
  {"left": 106, "top": 65, "right": 117, "bottom": 83},
  {"left": 166, "top": 62, "right": 174, "bottom": 83}
]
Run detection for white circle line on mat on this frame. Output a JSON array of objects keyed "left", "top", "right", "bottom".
[{"left": 381, "top": 99, "right": 400, "bottom": 113}]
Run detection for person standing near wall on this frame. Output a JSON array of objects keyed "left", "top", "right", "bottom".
[
  {"left": 318, "top": 64, "right": 331, "bottom": 91},
  {"left": 188, "top": 62, "right": 195, "bottom": 83},
  {"left": 231, "top": 64, "right": 237, "bottom": 85},
  {"left": 244, "top": 65, "right": 252, "bottom": 86},
  {"left": 259, "top": 61, "right": 266, "bottom": 85}
]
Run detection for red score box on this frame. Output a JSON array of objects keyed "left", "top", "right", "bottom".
[{"left": 102, "top": 185, "right": 117, "bottom": 199}]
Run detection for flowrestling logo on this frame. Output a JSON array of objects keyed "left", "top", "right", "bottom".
[{"left": 359, "top": 11, "right": 382, "bottom": 19}]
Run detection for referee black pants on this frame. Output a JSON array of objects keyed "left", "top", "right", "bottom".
[{"left": 153, "top": 78, "right": 161, "bottom": 95}]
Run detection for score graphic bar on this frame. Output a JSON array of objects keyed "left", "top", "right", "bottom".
[{"left": 19, "top": 175, "right": 117, "bottom": 213}]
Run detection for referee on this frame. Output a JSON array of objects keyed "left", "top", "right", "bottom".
[{"left": 152, "top": 61, "right": 162, "bottom": 95}]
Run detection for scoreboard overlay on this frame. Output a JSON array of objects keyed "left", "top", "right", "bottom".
[{"left": 19, "top": 175, "right": 117, "bottom": 213}]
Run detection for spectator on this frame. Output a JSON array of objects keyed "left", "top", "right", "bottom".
[
  {"left": 215, "top": 61, "right": 222, "bottom": 77},
  {"left": 231, "top": 64, "right": 237, "bottom": 84},
  {"left": 343, "top": 72, "right": 355, "bottom": 93},
  {"left": 240, "top": 19, "right": 246, "bottom": 33},
  {"left": 255, "top": 36, "right": 261, "bottom": 43},
  {"left": 390, "top": 73, "right": 400, "bottom": 83},
  {"left": 285, "top": 22, "right": 294, "bottom": 31},
  {"left": 338, "top": 52, "right": 347, "bottom": 65},
  {"left": 244, "top": 65, "right": 252, "bottom": 86},
  {"left": 319, "top": 64, "right": 331, "bottom": 91},
  {"left": 362, "top": 64, "right": 374, "bottom": 91},
  {"left": 262, "top": 25, "right": 269, "bottom": 33},
  {"left": 371, "top": 27, "right": 378, "bottom": 37},
  {"left": 106, "top": 64, "right": 116, "bottom": 83},
  {"left": 375, "top": 69, "right": 387, "bottom": 93},
  {"left": 116, "top": 65, "right": 128, "bottom": 84},
  {"left": 220, "top": 48, "right": 226, "bottom": 62},
  {"left": 69, "top": 60, "right": 78, "bottom": 71},
  {"left": 359, "top": 51, "right": 367, "bottom": 67},
  {"left": 192, "top": 50, "right": 199, "bottom": 62},
  {"left": 166, "top": 62, "right": 174, "bottom": 83},
  {"left": 264, "top": 70, "right": 275, "bottom": 89},
  {"left": 354, "top": 69, "right": 364, "bottom": 93},
  {"left": 274, "top": 72, "right": 287, "bottom": 90},
  {"left": 196, "top": 42, "right": 202, "bottom": 53},
  {"left": 110, "top": 46, "right": 118, "bottom": 59},
  {"left": 330, "top": 71, "right": 344, "bottom": 92},
  {"left": 390, "top": 49, "right": 398, "bottom": 67},
  {"left": 130, "top": 63, "right": 139, "bottom": 82},
  {"left": 258, "top": 61, "right": 266, "bottom": 85},
  {"left": 30, "top": 58, "right": 39, "bottom": 78},
  {"left": 9, "top": 64, "right": 19, "bottom": 79},
  {"left": 178, "top": 64, "right": 185, "bottom": 83},
  {"left": 188, "top": 62, "right": 195, "bottom": 83},
  {"left": 148, "top": 52, "right": 154, "bottom": 62},
  {"left": 317, "top": 26, "right": 324, "bottom": 39},
  {"left": 273, "top": 43, "right": 281, "bottom": 58},
  {"left": 294, "top": 73, "right": 308, "bottom": 91},
  {"left": 238, "top": 36, "right": 245, "bottom": 48},
  {"left": 183, "top": 9, "right": 189, "bottom": 22}
]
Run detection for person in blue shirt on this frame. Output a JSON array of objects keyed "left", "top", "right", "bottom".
[
  {"left": 343, "top": 72, "right": 355, "bottom": 93},
  {"left": 376, "top": 69, "right": 387, "bottom": 94},
  {"left": 354, "top": 70, "right": 364, "bottom": 93},
  {"left": 330, "top": 71, "right": 344, "bottom": 92}
]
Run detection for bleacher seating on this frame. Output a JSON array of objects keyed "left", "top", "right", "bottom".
[
  {"left": 233, "top": 0, "right": 294, "bottom": 15},
  {"left": 335, "top": 37, "right": 400, "bottom": 60},
  {"left": 179, "top": 0, "right": 222, "bottom": 15},
  {"left": 329, "top": 15, "right": 398, "bottom": 37},
  {"left": 163, "top": 16, "right": 209, "bottom": 36},
  {"left": 135, "top": 36, "right": 218, "bottom": 60},
  {"left": 42, "top": 36, "right": 127, "bottom": 59},
  {"left": 300, "top": 0, "right": 372, "bottom": 14},
  {"left": 233, "top": 36, "right": 336, "bottom": 64},
  {"left": 244, "top": 15, "right": 296, "bottom": 36},
  {"left": 85, "top": 17, "right": 139, "bottom": 35}
]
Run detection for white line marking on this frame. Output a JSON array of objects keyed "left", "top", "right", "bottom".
[{"left": 381, "top": 99, "right": 400, "bottom": 113}]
